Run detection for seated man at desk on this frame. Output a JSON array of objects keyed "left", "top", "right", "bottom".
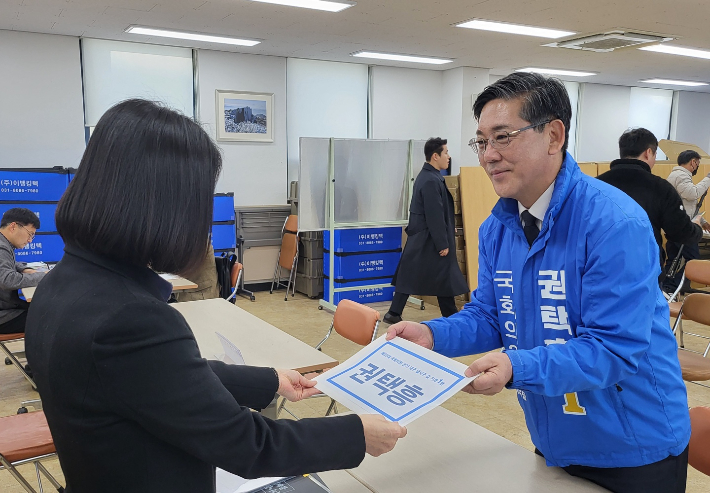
[{"left": 0, "top": 208, "right": 46, "bottom": 334}]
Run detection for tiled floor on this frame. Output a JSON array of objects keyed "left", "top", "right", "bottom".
[{"left": 1, "top": 291, "right": 709, "bottom": 492}]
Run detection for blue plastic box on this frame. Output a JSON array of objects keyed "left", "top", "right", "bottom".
[
  {"left": 0, "top": 169, "right": 69, "bottom": 202},
  {"left": 323, "top": 277, "right": 395, "bottom": 304},
  {"left": 213, "top": 193, "right": 235, "bottom": 222},
  {"left": 15, "top": 233, "right": 64, "bottom": 262},
  {"left": 0, "top": 203, "right": 58, "bottom": 232},
  {"left": 212, "top": 221, "right": 236, "bottom": 250},
  {"left": 324, "top": 227, "right": 402, "bottom": 253},
  {"left": 323, "top": 251, "right": 401, "bottom": 279}
]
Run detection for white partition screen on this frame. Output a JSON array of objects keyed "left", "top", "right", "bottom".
[{"left": 298, "top": 138, "right": 331, "bottom": 231}]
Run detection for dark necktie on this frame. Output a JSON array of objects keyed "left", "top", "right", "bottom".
[{"left": 521, "top": 210, "right": 539, "bottom": 247}]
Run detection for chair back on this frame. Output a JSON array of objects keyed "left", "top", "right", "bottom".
[
  {"left": 231, "top": 262, "right": 243, "bottom": 289},
  {"left": 279, "top": 232, "right": 299, "bottom": 270},
  {"left": 680, "top": 293, "right": 710, "bottom": 327},
  {"left": 690, "top": 406, "right": 710, "bottom": 476},
  {"left": 685, "top": 260, "right": 710, "bottom": 285},
  {"left": 284, "top": 214, "right": 298, "bottom": 234},
  {"left": 333, "top": 300, "right": 381, "bottom": 346}
]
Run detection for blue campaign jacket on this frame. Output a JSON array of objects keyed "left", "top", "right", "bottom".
[{"left": 426, "top": 154, "right": 690, "bottom": 468}]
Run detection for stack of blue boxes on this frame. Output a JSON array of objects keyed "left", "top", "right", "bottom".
[
  {"left": 0, "top": 168, "right": 70, "bottom": 262},
  {"left": 323, "top": 227, "right": 402, "bottom": 305},
  {"left": 212, "top": 192, "right": 236, "bottom": 255}
]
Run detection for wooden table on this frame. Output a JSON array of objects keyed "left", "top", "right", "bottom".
[
  {"left": 347, "top": 406, "right": 607, "bottom": 493},
  {"left": 172, "top": 298, "right": 338, "bottom": 374},
  {"left": 21, "top": 275, "right": 198, "bottom": 302}
]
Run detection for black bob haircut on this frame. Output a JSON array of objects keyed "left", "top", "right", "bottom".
[
  {"left": 56, "top": 99, "right": 222, "bottom": 274},
  {"left": 473, "top": 72, "right": 572, "bottom": 154},
  {"left": 678, "top": 150, "right": 701, "bottom": 166},
  {"left": 0, "top": 208, "right": 40, "bottom": 229},
  {"left": 618, "top": 128, "right": 658, "bottom": 159},
  {"left": 424, "top": 138, "right": 447, "bottom": 162}
]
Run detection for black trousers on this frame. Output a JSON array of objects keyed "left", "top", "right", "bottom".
[
  {"left": 535, "top": 446, "right": 688, "bottom": 493},
  {"left": 663, "top": 240, "right": 700, "bottom": 292},
  {"left": 0, "top": 311, "right": 28, "bottom": 335},
  {"left": 388, "top": 292, "right": 458, "bottom": 318}
]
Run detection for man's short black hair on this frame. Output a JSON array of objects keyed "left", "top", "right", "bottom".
[
  {"left": 618, "top": 128, "right": 658, "bottom": 159},
  {"left": 424, "top": 138, "right": 447, "bottom": 162},
  {"left": 56, "top": 99, "right": 222, "bottom": 274},
  {"left": 678, "top": 150, "right": 701, "bottom": 166},
  {"left": 473, "top": 72, "right": 572, "bottom": 153},
  {"left": 0, "top": 208, "right": 40, "bottom": 229}
]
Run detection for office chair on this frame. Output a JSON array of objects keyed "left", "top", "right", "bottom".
[{"left": 270, "top": 215, "right": 299, "bottom": 301}]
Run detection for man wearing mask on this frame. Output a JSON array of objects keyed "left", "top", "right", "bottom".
[{"left": 664, "top": 150, "right": 710, "bottom": 292}]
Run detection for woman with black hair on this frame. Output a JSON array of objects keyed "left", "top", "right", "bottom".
[{"left": 25, "top": 99, "right": 405, "bottom": 493}]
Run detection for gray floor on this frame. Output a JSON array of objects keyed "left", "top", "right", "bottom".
[{"left": 1, "top": 291, "right": 708, "bottom": 492}]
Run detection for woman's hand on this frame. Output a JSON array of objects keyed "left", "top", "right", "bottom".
[{"left": 276, "top": 369, "right": 322, "bottom": 402}]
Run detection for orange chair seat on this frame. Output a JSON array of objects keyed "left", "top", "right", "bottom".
[
  {"left": 679, "top": 350, "right": 710, "bottom": 381},
  {"left": 689, "top": 407, "right": 710, "bottom": 476},
  {"left": 669, "top": 302, "right": 684, "bottom": 319},
  {"left": 0, "top": 411, "right": 55, "bottom": 463},
  {"left": 0, "top": 333, "right": 24, "bottom": 343}
]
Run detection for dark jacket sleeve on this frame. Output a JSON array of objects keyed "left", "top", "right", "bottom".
[
  {"left": 660, "top": 181, "right": 703, "bottom": 246},
  {"left": 420, "top": 180, "right": 449, "bottom": 252},
  {"left": 92, "top": 301, "right": 366, "bottom": 479}
]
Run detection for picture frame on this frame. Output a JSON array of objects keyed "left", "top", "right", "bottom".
[{"left": 215, "top": 90, "right": 274, "bottom": 142}]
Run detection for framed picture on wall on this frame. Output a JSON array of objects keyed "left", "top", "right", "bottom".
[{"left": 215, "top": 90, "right": 274, "bottom": 142}]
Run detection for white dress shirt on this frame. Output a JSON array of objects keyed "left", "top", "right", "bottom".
[{"left": 517, "top": 182, "right": 555, "bottom": 230}]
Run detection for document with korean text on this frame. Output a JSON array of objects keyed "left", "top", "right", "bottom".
[{"left": 314, "top": 336, "right": 476, "bottom": 425}]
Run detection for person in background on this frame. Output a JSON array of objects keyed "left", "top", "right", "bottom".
[
  {"left": 384, "top": 137, "right": 468, "bottom": 324},
  {"left": 664, "top": 150, "right": 710, "bottom": 293},
  {"left": 173, "top": 243, "right": 220, "bottom": 302},
  {"left": 389, "top": 73, "right": 690, "bottom": 493},
  {"left": 597, "top": 128, "right": 705, "bottom": 273},
  {"left": 0, "top": 208, "right": 46, "bottom": 334},
  {"left": 25, "top": 99, "right": 406, "bottom": 493}
]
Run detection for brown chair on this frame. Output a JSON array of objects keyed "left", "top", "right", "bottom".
[
  {"left": 277, "top": 299, "right": 381, "bottom": 419},
  {"left": 669, "top": 260, "right": 710, "bottom": 345},
  {"left": 0, "top": 410, "right": 65, "bottom": 492},
  {"left": 270, "top": 215, "right": 299, "bottom": 301},
  {"left": 673, "top": 293, "right": 710, "bottom": 388},
  {"left": 689, "top": 406, "right": 710, "bottom": 476},
  {"left": 0, "top": 333, "right": 36, "bottom": 390}
]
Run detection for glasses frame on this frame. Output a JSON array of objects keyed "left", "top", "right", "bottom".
[
  {"left": 18, "top": 224, "right": 35, "bottom": 241},
  {"left": 469, "top": 120, "right": 553, "bottom": 154}
]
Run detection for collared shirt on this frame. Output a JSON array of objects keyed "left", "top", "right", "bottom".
[{"left": 517, "top": 181, "right": 555, "bottom": 229}]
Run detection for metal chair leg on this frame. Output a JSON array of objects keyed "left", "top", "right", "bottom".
[
  {"left": 0, "top": 455, "right": 38, "bottom": 493},
  {"left": 0, "top": 343, "right": 36, "bottom": 390},
  {"left": 36, "top": 461, "right": 63, "bottom": 491}
]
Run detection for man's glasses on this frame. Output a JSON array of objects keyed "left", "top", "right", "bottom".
[
  {"left": 19, "top": 224, "right": 35, "bottom": 240},
  {"left": 469, "top": 120, "right": 552, "bottom": 154}
]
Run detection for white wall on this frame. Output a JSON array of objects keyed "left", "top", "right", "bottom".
[
  {"left": 674, "top": 91, "right": 710, "bottom": 153},
  {"left": 286, "top": 58, "right": 368, "bottom": 184},
  {"left": 370, "top": 66, "right": 443, "bottom": 143},
  {"left": 576, "top": 84, "right": 631, "bottom": 163},
  {"left": 197, "top": 50, "right": 288, "bottom": 206},
  {"left": 0, "top": 30, "right": 85, "bottom": 168}
]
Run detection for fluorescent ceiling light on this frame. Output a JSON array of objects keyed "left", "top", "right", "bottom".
[
  {"left": 125, "top": 26, "right": 260, "bottom": 46},
  {"left": 351, "top": 51, "right": 452, "bottom": 65},
  {"left": 247, "top": 0, "right": 355, "bottom": 12},
  {"left": 456, "top": 19, "right": 575, "bottom": 39},
  {"left": 516, "top": 67, "right": 596, "bottom": 77},
  {"left": 639, "top": 44, "right": 710, "bottom": 60},
  {"left": 640, "top": 78, "right": 708, "bottom": 87}
]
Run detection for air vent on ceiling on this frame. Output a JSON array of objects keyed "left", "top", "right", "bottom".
[{"left": 544, "top": 31, "right": 673, "bottom": 53}]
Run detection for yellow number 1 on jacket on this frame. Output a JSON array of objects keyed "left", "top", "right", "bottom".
[{"left": 563, "top": 392, "right": 586, "bottom": 415}]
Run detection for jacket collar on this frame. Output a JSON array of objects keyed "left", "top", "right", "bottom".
[
  {"left": 491, "top": 152, "right": 581, "bottom": 256},
  {"left": 673, "top": 165, "right": 692, "bottom": 176},
  {"left": 610, "top": 158, "right": 651, "bottom": 173},
  {"left": 422, "top": 162, "right": 445, "bottom": 182},
  {"left": 63, "top": 244, "right": 173, "bottom": 302}
]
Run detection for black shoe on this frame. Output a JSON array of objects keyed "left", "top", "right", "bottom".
[{"left": 383, "top": 312, "right": 402, "bottom": 324}]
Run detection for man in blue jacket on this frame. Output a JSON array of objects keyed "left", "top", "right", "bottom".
[{"left": 388, "top": 72, "right": 690, "bottom": 493}]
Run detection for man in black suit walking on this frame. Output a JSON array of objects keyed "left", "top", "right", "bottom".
[{"left": 384, "top": 137, "right": 469, "bottom": 324}]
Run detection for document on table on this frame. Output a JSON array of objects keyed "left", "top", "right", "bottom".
[
  {"left": 215, "top": 469, "right": 286, "bottom": 493},
  {"left": 313, "top": 336, "right": 476, "bottom": 425},
  {"left": 216, "top": 332, "right": 245, "bottom": 365}
]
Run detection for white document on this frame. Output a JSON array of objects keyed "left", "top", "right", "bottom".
[
  {"left": 158, "top": 273, "right": 180, "bottom": 280},
  {"left": 216, "top": 332, "right": 245, "bottom": 365},
  {"left": 314, "top": 336, "right": 476, "bottom": 425},
  {"left": 215, "top": 468, "right": 286, "bottom": 493}
]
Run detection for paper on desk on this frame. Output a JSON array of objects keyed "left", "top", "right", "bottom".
[
  {"left": 159, "top": 273, "right": 180, "bottom": 280},
  {"left": 215, "top": 468, "right": 286, "bottom": 493},
  {"left": 216, "top": 332, "right": 245, "bottom": 365},
  {"left": 313, "top": 336, "right": 476, "bottom": 426}
]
